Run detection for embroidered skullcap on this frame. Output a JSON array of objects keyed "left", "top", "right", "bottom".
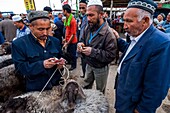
[
  {"left": 87, "top": 0, "right": 103, "bottom": 7},
  {"left": 28, "top": 11, "right": 50, "bottom": 23},
  {"left": 79, "top": 0, "right": 88, "bottom": 4},
  {"left": 127, "top": 0, "right": 157, "bottom": 14},
  {"left": 12, "top": 15, "right": 22, "bottom": 22}
]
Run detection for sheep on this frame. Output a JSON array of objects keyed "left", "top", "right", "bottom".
[
  {"left": 0, "top": 54, "right": 11, "bottom": 63},
  {"left": 161, "top": 89, "right": 170, "bottom": 113},
  {"left": 0, "top": 54, "right": 13, "bottom": 69},
  {"left": 0, "top": 64, "right": 23, "bottom": 102},
  {"left": 0, "top": 41, "right": 11, "bottom": 56},
  {"left": 0, "top": 79, "right": 109, "bottom": 113}
]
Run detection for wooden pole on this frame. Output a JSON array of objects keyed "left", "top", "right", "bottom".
[{"left": 110, "top": 0, "right": 113, "bottom": 19}]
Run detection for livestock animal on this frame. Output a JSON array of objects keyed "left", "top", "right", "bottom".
[
  {"left": 0, "top": 79, "right": 109, "bottom": 113},
  {"left": 0, "top": 64, "right": 23, "bottom": 102},
  {"left": 0, "top": 42, "right": 11, "bottom": 56}
]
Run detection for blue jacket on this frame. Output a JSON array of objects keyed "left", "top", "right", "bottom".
[
  {"left": 12, "top": 33, "right": 62, "bottom": 92},
  {"left": 79, "top": 15, "right": 88, "bottom": 41},
  {"left": 161, "top": 20, "right": 170, "bottom": 33},
  {"left": 0, "top": 32, "right": 4, "bottom": 44},
  {"left": 115, "top": 25, "right": 170, "bottom": 113}
]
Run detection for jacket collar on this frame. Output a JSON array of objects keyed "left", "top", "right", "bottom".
[{"left": 123, "top": 25, "right": 156, "bottom": 62}]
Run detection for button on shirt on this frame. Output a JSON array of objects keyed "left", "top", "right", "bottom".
[{"left": 117, "top": 28, "right": 149, "bottom": 74}]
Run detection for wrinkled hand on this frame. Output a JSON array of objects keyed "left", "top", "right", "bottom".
[
  {"left": 77, "top": 42, "right": 84, "bottom": 52},
  {"left": 81, "top": 47, "right": 92, "bottom": 56},
  {"left": 111, "top": 28, "right": 120, "bottom": 39}
]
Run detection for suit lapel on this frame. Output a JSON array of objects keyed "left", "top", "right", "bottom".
[{"left": 123, "top": 25, "right": 156, "bottom": 62}]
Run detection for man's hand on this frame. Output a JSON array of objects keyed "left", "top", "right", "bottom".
[
  {"left": 111, "top": 28, "right": 120, "bottom": 39},
  {"left": 134, "top": 109, "right": 139, "bottom": 113},
  {"left": 57, "top": 58, "right": 66, "bottom": 69},
  {"left": 63, "top": 42, "right": 68, "bottom": 48},
  {"left": 44, "top": 58, "right": 58, "bottom": 69},
  {"left": 81, "top": 47, "right": 92, "bottom": 56},
  {"left": 77, "top": 42, "right": 84, "bottom": 53},
  {"left": 43, "top": 58, "right": 66, "bottom": 69}
]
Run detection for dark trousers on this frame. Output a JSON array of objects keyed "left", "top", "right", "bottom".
[
  {"left": 67, "top": 43, "right": 77, "bottom": 68},
  {"left": 81, "top": 57, "right": 86, "bottom": 76}
]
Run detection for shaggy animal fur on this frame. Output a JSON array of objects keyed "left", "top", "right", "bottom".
[
  {"left": 0, "top": 80, "right": 109, "bottom": 113},
  {"left": 0, "top": 54, "right": 11, "bottom": 63},
  {"left": 0, "top": 42, "right": 11, "bottom": 56},
  {"left": 0, "top": 64, "right": 23, "bottom": 102},
  {"left": 0, "top": 58, "right": 13, "bottom": 69}
]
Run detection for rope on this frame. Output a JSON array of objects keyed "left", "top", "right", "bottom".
[{"left": 36, "top": 65, "right": 70, "bottom": 100}]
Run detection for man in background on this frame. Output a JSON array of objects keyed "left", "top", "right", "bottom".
[
  {"left": 12, "top": 15, "right": 30, "bottom": 40},
  {"left": 0, "top": 14, "right": 17, "bottom": 42},
  {"left": 62, "top": 4, "right": 77, "bottom": 71},
  {"left": 79, "top": 0, "right": 88, "bottom": 78},
  {"left": 53, "top": 13, "right": 64, "bottom": 44}
]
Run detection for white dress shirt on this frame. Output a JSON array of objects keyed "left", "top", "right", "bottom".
[{"left": 117, "top": 28, "right": 149, "bottom": 74}]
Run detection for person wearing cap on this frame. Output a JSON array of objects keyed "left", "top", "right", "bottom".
[
  {"left": 43, "top": 6, "right": 53, "bottom": 20},
  {"left": 11, "top": 11, "right": 65, "bottom": 92},
  {"left": 79, "top": 0, "right": 88, "bottom": 78},
  {"left": 156, "top": 13, "right": 165, "bottom": 25},
  {"left": 12, "top": 15, "right": 30, "bottom": 41},
  {"left": 77, "top": 0, "right": 117, "bottom": 94},
  {"left": 158, "top": 12, "right": 170, "bottom": 34},
  {"left": 0, "top": 14, "right": 17, "bottom": 42},
  {"left": 113, "top": 0, "right": 170, "bottom": 113},
  {"left": 62, "top": 4, "right": 78, "bottom": 71}
]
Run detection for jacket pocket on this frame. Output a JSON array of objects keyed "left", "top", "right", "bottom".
[{"left": 27, "top": 52, "right": 40, "bottom": 62}]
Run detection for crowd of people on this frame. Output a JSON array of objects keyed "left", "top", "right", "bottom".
[{"left": 0, "top": 0, "right": 170, "bottom": 112}]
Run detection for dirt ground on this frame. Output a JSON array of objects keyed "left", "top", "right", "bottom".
[{"left": 70, "top": 57, "right": 170, "bottom": 113}]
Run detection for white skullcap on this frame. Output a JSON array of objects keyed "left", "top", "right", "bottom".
[
  {"left": 87, "top": 0, "right": 103, "bottom": 7},
  {"left": 116, "top": 12, "right": 122, "bottom": 16},
  {"left": 12, "top": 15, "right": 22, "bottom": 22}
]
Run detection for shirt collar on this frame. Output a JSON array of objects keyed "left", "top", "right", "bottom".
[{"left": 130, "top": 26, "right": 150, "bottom": 43}]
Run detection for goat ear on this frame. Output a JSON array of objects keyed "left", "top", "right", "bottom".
[{"left": 78, "top": 86, "right": 86, "bottom": 99}]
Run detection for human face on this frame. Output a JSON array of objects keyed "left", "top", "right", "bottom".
[
  {"left": 123, "top": 8, "right": 145, "bottom": 37},
  {"left": 166, "top": 14, "right": 170, "bottom": 22},
  {"left": 48, "top": 12, "right": 53, "bottom": 19},
  {"left": 13, "top": 21, "right": 22, "bottom": 29},
  {"left": 62, "top": 9, "right": 67, "bottom": 16},
  {"left": 157, "top": 14, "right": 163, "bottom": 22},
  {"left": 58, "top": 13, "right": 63, "bottom": 19},
  {"left": 86, "top": 6, "right": 101, "bottom": 31},
  {"left": 79, "top": 3, "right": 87, "bottom": 15},
  {"left": 29, "top": 19, "right": 51, "bottom": 40}
]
